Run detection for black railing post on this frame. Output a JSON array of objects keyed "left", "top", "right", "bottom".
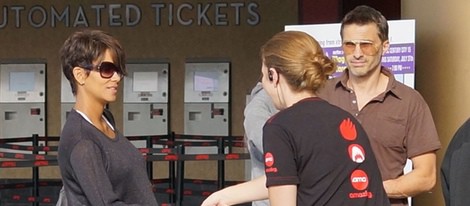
[
  {"left": 146, "top": 136, "right": 153, "bottom": 180},
  {"left": 32, "top": 134, "right": 39, "bottom": 206},
  {"left": 217, "top": 138, "right": 225, "bottom": 189},
  {"left": 175, "top": 145, "right": 184, "bottom": 206},
  {"left": 169, "top": 132, "right": 176, "bottom": 204}
]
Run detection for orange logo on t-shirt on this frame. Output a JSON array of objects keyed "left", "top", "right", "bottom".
[
  {"left": 339, "top": 118, "right": 357, "bottom": 141},
  {"left": 350, "top": 169, "right": 369, "bottom": 191},
  {"left": 265, "top": 152, "right": 274, "bottom": 167},
  {"left": 348, "top": 144, "right": 365, "bottom": 163}
]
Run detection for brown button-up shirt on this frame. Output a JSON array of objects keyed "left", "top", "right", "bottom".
[{"left": 318, "top": 67, "right": 441, "bottom": 206}]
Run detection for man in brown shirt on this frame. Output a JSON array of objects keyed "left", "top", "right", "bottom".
[{"left": 318, "top": 5, "right": 441, "bottom": 206}]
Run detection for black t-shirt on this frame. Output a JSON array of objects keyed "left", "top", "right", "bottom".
[{"left": 263, "top": 97, "right": 390, "bottom": 206}]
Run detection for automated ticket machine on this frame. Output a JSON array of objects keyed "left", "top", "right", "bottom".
[
  {"left": 184, "top": 62, "right": 230, "bottom": 154},
  {"left": 123, "top": 63, "right": 169, "bottom": 148},
  {"left": 0, "top": 63, "right": 46, "bottom": 151}
]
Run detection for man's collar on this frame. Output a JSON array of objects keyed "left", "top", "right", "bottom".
[{"left": 334, "top": 67, "right": 402, "bottom": 99}]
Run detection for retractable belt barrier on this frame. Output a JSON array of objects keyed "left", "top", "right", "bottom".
[
  {"left": 131, "top": 133, "right": 249, "bottom": 206},
  {"left": 0, "top": 133, "right": 251, "bottom": 206},
  {"left": 0, "top": 135, "right": 248, "bottom": 168}
]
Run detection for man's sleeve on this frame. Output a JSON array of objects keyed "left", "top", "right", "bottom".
[{"left": 405, "top": 93, "right": 441, "bottom": 157}]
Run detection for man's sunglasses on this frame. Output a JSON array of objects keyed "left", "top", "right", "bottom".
[
  {"left": 84, "top": 62, "right": 124, "bottom": 79},
  {"left": 342, "top": 40, "right": 379, "bottom": 56}
]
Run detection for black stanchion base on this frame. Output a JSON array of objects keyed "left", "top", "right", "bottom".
[
  {"left": 1, "top": 179, "right": 251, "bottom": 206},
  {"left": 0, "top": 179, "right": 60, "bottom": 205}
]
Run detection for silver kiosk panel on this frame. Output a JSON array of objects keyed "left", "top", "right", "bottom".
[
  {"left": 123, "top": 63, "right": 169, "bottom": 148},
  {"left": 184, "top": 62, "right": 230, "bottom": 154},
  {"left": 0, "top": 63, "right": 46, "bottom": 152}
]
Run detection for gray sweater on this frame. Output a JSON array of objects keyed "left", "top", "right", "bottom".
[
  {"left": 244, "top": 83, "right": 278, "bottom": 206},
  {"left": 441, "top": 118, "right": 470, "bottom": 206},
  {"left": 58, "top": 109, "right": 157, "bottom": 206}
]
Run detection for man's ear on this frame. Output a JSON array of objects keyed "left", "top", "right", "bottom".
[
  {"left": 73, "top": 67, "right": 86, "bottom": 85},
  {"left": 381, "top": 40, "right": 390, "bottom": 55}
]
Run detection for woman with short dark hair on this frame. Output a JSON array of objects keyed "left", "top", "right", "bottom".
[{"left": 58, "top": 30, "right": 157, "bottom": 206}]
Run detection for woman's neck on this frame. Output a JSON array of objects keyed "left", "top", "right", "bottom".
[
  {"left": 74, "top": 99, "right": 106, "bottom": 124},
  {"left": 280, "top": 86, "right": 315, "bottom": 108}
]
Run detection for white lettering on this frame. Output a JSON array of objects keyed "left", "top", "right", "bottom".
[
  {"left": 197, "top": 3, "right": 211, "bottom": 25},
  {"left": 352, "top": 177, "right": 367, "bottom": 182},
  {"left": 0, "top": 2, "right": 263, "bottom": 29},
  {"left": 29, "top": 6, "right": 47, "bottom": 28},
  {"left": 177, "top": 3, "right": 193, "bottom": 26},
  {"left": 0, "top": 6, "right": 6, "bottom": 28},
  {"left": 51, "top": 6, "right": 69, "bottom": 27},
  {"left": 11, "top": 6, "right": 25, "bottom": 28},
  {"left": 91, "top": 4, "right": 105, "bottom": 26},
  {"left": 168, "top": 3, "right": 174, "bottom": 26},
  {"left": 151, "top": 3, "right": 165, "bottom": 26},
  {"left": 108, "top": 4, "right": 122, "bottom": 26},
  {"left": 73, "top": 6, "right": 89, "bottom": 27},
  {"left": 125, "top": 4, "right": 141, "bottom": 26},
  {"left": 230, "top": 3, "right": 243, "bottom": 25},
  {"left": 247, "top": 3, "right": 260, "bottom": 25},
  {"left": 215, "top": 3, "right": 228, "bottom": 26}
]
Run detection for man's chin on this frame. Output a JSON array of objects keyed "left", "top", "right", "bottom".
[{"left": 349, "top": 69, "right": 368, "bottom": 77}]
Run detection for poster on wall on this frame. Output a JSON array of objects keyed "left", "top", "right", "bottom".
[{"left": 285, "top": 19, "right": 415, "bottom": 88}]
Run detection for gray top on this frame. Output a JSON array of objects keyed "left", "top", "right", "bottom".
[
  {"left": 58, "top": 109, "right": 157, "bottom": 206},
  {"left": 441, "top": 118, "right": 470, "bottom": 206},
  {"left": 243, "top": 82, "right": 278, "bottom": 206}
]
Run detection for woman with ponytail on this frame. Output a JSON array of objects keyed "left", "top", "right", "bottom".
[{"left": 201, "top": 31, "right": 389, "bottom": 206}]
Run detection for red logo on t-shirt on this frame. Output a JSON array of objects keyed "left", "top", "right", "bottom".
[
  {"left": 350, "top": 169, "right": 369, "bottom": 191},
  {"left": 339, "top": 118, "right": 357, "bottom": 141},
  {"left": 265, "top": 152, "right": 274, "bottom": 167},
  {"left": 348, "top": 144, "right": 365, "bottom": 163}
]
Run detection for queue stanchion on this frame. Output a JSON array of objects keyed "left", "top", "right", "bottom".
[
  {"left": 169, "top": 132, "right": 176, "bottom": 204},
  {"left": 32, "top": 134, "right": 39, "bottom": 206},
  {"left": 228, "top": 137, "right": 233, "bottom": 154},
  {"left": 217, "top": 138, "right": 225, "bottom": 189},
  {"left": 146, "top": 136, "right": 153, "bottom": 180},
  {"left": 175, "top": 144, "right": 184, "bottom": 206}
]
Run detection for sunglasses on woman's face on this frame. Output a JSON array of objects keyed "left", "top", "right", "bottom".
[{"left": 86, "top": 62, "right": 124, "bottom": 79}]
